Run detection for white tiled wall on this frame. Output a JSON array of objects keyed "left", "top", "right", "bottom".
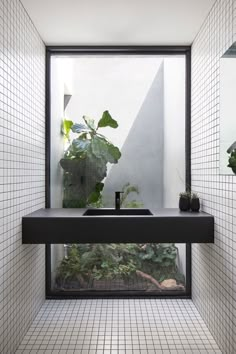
[
  {"left": 191, "top": 0, "right": 236, "bottom": 353},
  {"left": 0, "top": 0, "right": 45, "bottom": 353}
]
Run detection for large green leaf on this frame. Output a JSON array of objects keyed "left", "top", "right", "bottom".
[
  {"left": 87, "top": 182, "right": 104, "bottom": 204},
  {"left": 91, "top": 136, "right": 121, "bottom": 163},
  {"left": 72, "top": 138, "right": 91, "bottom": 152},
  {"left": 63, "top": 137, "right": 91, "bottom": 160},
  {"left": 107, "top": 142, "right": 121, "bottom": 163},
  {"left": 72, "top": 123, "right": 90, "bottom": 133},
  {"left": 62, "top": 119, "right": 73, "bottom": 140},
  {"left": 97, "top": 110, "right": 118, "bottom": 129},
  {"left": 90, "top": 136, "right": 105, "bottom": 159}
]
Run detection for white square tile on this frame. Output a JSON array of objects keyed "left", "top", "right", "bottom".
[{"left": 15, "top": 299, "right": 221, "bottom": 353}]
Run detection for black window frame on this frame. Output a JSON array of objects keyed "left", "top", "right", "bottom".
[{"left": 45, "top": 46, "right": 191, "bottom": 299}]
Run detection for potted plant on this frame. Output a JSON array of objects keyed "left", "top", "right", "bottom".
[
  {"left": 60, "top": 110, "right": 121, "bottom": 208},
  {"left": 179, "top": 192, "right": 191, "bottom": 211},
  {"left": 227, "top": 141, "right": 236, "bottom": 174},
  {"left": 190, "top": 192, "right": 200, "bottom": 212}
]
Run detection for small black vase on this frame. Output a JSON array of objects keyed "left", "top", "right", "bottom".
[
  {"left": 179, "top": 197, "right": 190, "bottom": 211},
  {"left": 190, "top": 198, "right": 200, "bottom": 212}
]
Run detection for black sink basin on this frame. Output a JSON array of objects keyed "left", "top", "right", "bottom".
[{"left": 83, "top": 208, "right": 153, "bottom": 216}]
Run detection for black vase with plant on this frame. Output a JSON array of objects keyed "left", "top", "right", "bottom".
[
  {"left": 190, "top": 193, "right": 200, "bottom": 212},
  {"left": 179, "top": 192, "right": 191, "bottom": 211}
]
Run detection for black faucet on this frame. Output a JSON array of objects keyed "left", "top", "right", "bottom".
[{"left": 115, "top": 191, "right": 124, "bottom": 210}]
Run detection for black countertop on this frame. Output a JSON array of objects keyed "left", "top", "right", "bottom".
[
  {"left": 22, "top": 208, "right": 214, "bottom": 244},
  {"left": 23, "top": 208, "right": 211, "bottom": 218}
]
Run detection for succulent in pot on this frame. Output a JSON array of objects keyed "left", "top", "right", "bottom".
[
  {"left": 179, "top": 192, "right": 191, "bottom": 211},
  {"left": 190, "top": 193, "right": 200, "bottom": 212}
]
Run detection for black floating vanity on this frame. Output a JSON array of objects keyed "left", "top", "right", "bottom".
[{"left": 22, "top": 208, "right": 214, "bottom": 244}]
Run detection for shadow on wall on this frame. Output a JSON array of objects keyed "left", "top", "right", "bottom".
[{"left": 103, "top": 63, "right": 164, "bottom": 209}]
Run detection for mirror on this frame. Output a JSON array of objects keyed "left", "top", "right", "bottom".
[{"left": 220, "top": 43, "right": 236, "bottom": 175}]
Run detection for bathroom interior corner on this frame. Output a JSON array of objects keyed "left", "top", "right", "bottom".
[{"left": 0, "top": 0, "right": 236, "bottom": 353}]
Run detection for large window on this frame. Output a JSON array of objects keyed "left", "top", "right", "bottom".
[{"left": 46, "top": 47, "right": 191, "bottom": 297}]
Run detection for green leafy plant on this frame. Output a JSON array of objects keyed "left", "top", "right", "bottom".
[
  {"left": 137, "top": 243, "right": 184, "bottom": 283},
  {"left": 227, "top": 141, "right": 236, "bottom": 174},
  {"left": 138, "top": 243, "right": 178, "bottom": 267},
  {"left": 191, "top": 192, "right": 198, "bottom": 199},
  {"left": 120, "top": 182, "right": 143, "bottom": 208},
  {"left": 60, "top": 111, "right": 121, "bottom": 207},
  {"left": 55, "top": 245, "right": 83, "bottom": 288},
  {"left": 81, "top": 243, "right": 138, "bottom": 280},
  {"left": 56, "top": 242, "right": 185, "bottom": 289}
]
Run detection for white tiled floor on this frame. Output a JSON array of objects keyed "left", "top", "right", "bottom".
[{"left": 15, "top": 299, "right": 221, "bottom": 354}]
